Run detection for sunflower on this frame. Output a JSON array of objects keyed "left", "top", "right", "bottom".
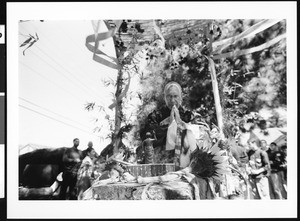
[{"left": 189, "top": 142, "right": 230, "bottom": 181}]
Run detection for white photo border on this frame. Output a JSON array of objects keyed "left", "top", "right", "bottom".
[{"left": 7, "top": 1, "right": 297, "bottom": 219}]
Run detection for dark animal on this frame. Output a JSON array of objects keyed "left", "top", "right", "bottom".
[
  {"left": 22, "top": 164, "right": 61, "bottom": 188},
  {"left": 19, "top": 147, "right": 67, "bottom": 188},
  {"left": 19, "top": 147, "right": 88, "bottom": 188}
]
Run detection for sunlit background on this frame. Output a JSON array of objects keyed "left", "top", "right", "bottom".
[{"left": 18, "top": 20, "right": 121, "bottom": 154}]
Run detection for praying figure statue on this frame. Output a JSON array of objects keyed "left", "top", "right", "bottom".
[{"left": 142, "top": 131, "right": 157, "bottom": 164}]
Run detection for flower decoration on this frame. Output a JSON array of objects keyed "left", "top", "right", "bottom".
[
  {"left": 181, "top": 44, "right": 190, "bottom": 52},
  {"left": 180, "top": 50, "right": 188, "bottom": 58},
  {"left": 190, "top": 142, "right": 230, "bottom": 181},
  {"left": 143, "top": 39, "right": 167, "bottom": 61},
  {"left": 134, "top": 26, "right": 213, "bottom": 80},
  {"left": 237, "top": 111, "right": 271, "bottom": 133},
  {"left": 169, "top": 61, "right": 179, "bottom": 70}
]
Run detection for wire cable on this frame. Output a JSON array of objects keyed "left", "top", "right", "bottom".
[
  {"left": 19, "top": 97, "right": 92, "bottom": 130},
  {"left": 20, "top": 24, "right": 105, "bottom": 100},
  {"left": 55, "top": 21, "right": 116, "bottom": 83},
  {"left": 19, "top": 104, "right": 100, "bottom": 138},
  {"left": 20, "top": 43, "right": 98, "bottom": 101},
  {"left": 19, "top": 61, "right": 87, "bottom": 103}
]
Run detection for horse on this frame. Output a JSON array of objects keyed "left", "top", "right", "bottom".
[{"left": 19, "top": 147, "right": 89, "bottom": 189}]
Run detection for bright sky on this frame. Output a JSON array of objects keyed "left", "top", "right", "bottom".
[{"left": 18, "top": 20, "right": 118, "bottom": 153}]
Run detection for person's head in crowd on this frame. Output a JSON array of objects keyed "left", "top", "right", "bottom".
[
  {"left": 269, "top": 142, "right": 278, "bottom": 151},
  {"left": 73, "top": 138, "right": 80, "bottom": 148},
  {"left": 88, "top": 141, "right": 93, "bottom": 148},
  {"left": 145, "top": 132, "right": 152, "bottom": 139},
  {"left": 164, "top": 81, "right": 183, "bottom": 109},
  {"left": 86, "top": 146, "right": 98, "bottom": 160},
  {"left": 281, "top": 145, "right": 287, "bottom": 154},
  {"left": 96, "top": 155, "right": 106, "bottom": 164},
  {"left": 118, "top": 144, "right": 126, "bottom": 154},
  {"left": 248, "top": 137, "right": 260, "bottom": 151},
  {"left": 235, "top": 136, "right": 244, "bottom": 147},
  {"left": 94, "top": 156, "right": 106, "bottom": 172},
  {"left": 257, "top": 119, "right": 267, "bottom": 130},
  {"left": 260, "top": 139, "right": 268, "bottom": 151}
]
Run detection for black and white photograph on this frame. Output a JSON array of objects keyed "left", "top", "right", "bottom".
[{"left": 6, "top": 2, "right": 297, "bottom": 219}]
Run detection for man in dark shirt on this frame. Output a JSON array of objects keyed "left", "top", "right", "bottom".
[
  {"left": 281, "top": 145, "right": 287, "bottom": 181},
  {"left": 59, "top": 138, "right": 81, "bottom": 200},
  {"left": 266, "top": 142, "right": 276, "bottom": 156},
  {"left": 247, "top": 137, "right": 271, "bottom": 199},
  {"left": 268, "top": 143, "right": 287, "bottom": 199}
]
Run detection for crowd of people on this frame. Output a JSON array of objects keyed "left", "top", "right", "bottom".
[
  {"left": 137, "top": 81, "right": 287, "bottom": 200},
  {"left": 58, "top": 138, "right": 101, "bottom": 200},
  {"left": 57, "top": 81, "right": 287, "bottom": 200},
  {"left": 226, "top": 137, "right": 287, "bottom": 200}
]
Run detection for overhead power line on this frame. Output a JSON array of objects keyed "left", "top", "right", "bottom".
[
  {"left": 19, "top": 61, "right": 86, "bottom": 103},
  {"left": 55, "top": 22, "right": 113, "bottom": 84},
  {"left": 19, "top": 43, "right": 97, "bottom": 101},
  {"left": 19, "top": 104, "right": 100, "bottom": 138},
  {"left": 34, "top": 44, "right": 101, "bottom": 99},
  {"left": 19, "top": 97, "right": 92, "bottom": 130},
  {"left": 20, "top": 24, "right": 104, "bottom": 100}
]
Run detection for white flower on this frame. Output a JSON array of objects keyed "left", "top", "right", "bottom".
[
  {"left": 150, "top": 39, "right": 163, "bottom": 48},
  {"left": 152, "top": 46, "right": 165, "bottom": 56},
  {"left": 189, "top": 50, "right": 197, "bottom": 59},
  {"left": 174, "top": 47, "right": 182, "bottom": 54},
  {"left": 180, "top": 50, "right": 188, "bottom": 58},
  {"left": 172, "top": 52, "right": 181, "bottom": 62},
  {"left": 148, "top": 47, "right": 154, "bottom": 54},
  {"left": 157, "top": 46, "right": 164, "bottom": 53},
  {"left": 181, "top": 44, "right": 189, "bottom": 52}
]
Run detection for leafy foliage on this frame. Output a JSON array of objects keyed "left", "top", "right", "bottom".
[
  {"left": 135, "top": 19, "right": 286, "bottom": 137},
  {"left": 87, "top": 19, "right": 287, "bottom": 154},
  {"left": 19, "top": 32, "right": 39, "bottom": 55}
]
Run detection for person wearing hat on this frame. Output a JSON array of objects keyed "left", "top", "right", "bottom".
[{"left": 246, "top": 134, "right": 271, "bottom": 199}]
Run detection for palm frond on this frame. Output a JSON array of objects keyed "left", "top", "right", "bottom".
[{"left": 20, "top": 37, "right": 33, "bottom": 47}]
